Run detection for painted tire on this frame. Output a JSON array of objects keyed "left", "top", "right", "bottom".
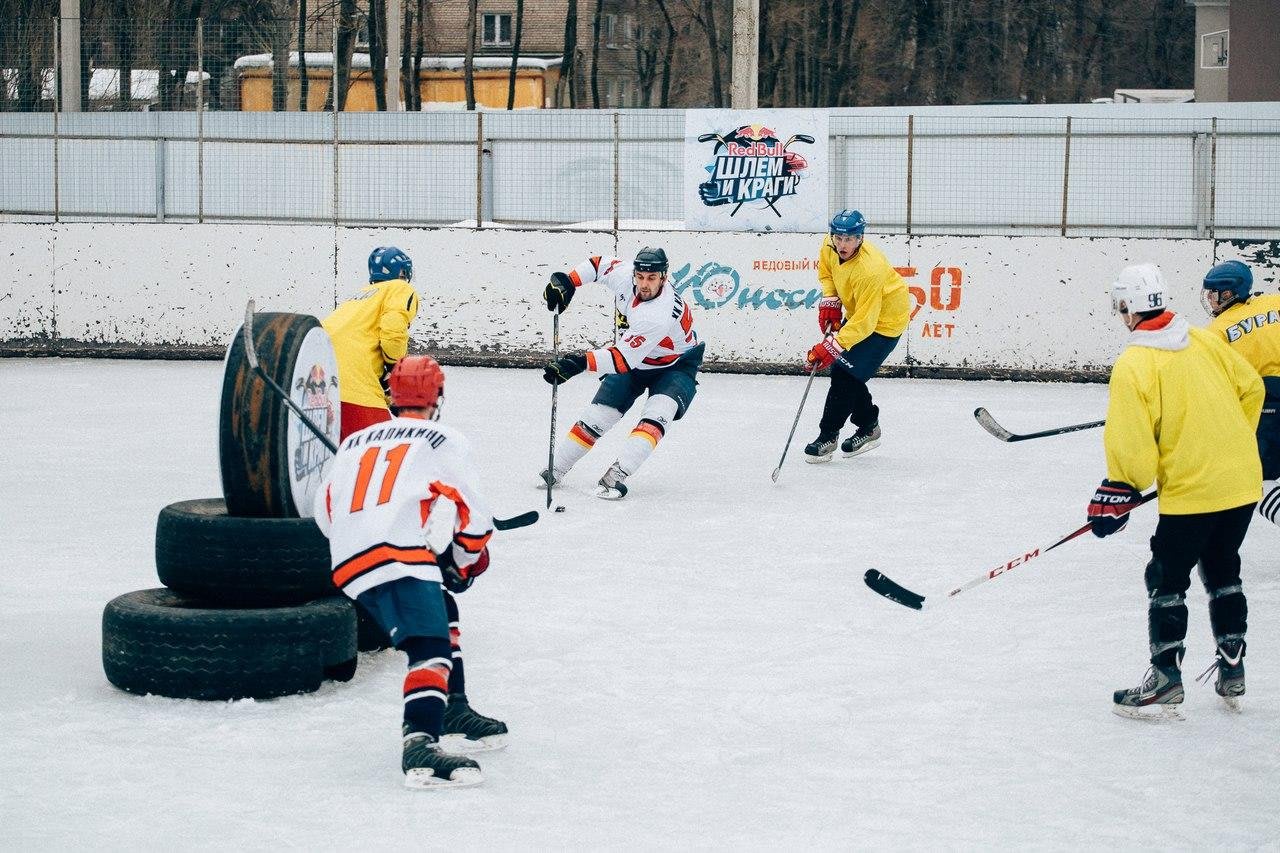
[
  {"left": 155, "top": 499, "right": 335, "bottom": 606},
  {"left": 102, "top": 589, "right": 357, "bottom": 701},
  {"left": 219, "top": 311, "right": 340, "bottom": 518}
]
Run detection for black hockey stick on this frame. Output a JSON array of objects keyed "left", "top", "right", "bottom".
[
  {"left": 242, "top": 301, "right": 537, "bottom": 532},
  {"left": 864, "top": 491, "right": 1157, "bottom": 610},
  {"left": 973, "top": 407, "right": 1105, "bottom": 443},
  {"left": 771, "top": 362, "right": 821, "bottom": 483},
  {"left": 546, "top": 311, "right": 560, "bottom": 509}
]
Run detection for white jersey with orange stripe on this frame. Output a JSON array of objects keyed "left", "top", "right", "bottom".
[
  {"left": 313, "top": 416, "right": 494, "bottom": 599},
  {"left": 568, "top": 255, "right": 701, "bottom": 374}
]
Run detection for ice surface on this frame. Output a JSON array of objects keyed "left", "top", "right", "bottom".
[{"left": 2, "top": 359, "right": 1277, "bottom": 848}]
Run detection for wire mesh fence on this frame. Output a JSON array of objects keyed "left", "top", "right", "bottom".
[{"left": 4, "top": 108, "right": 1278, "bottom": 238}]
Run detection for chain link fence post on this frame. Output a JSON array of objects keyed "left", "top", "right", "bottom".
[
  {"left": 332, "top": 13, "right": 340, "bottom": 229},
  {"left": 1209, "top": 117, "right": 1218, "bottom": 241},
  {"left": 1060, "top": 116, "right": 1071, "bottom": 237},
  {"left": 52, "top": 17, "right": 60, "bottom": 223},
  {"left": 905, "top": 114, "right": 913, "bottom": 237},
  {"left": 612, "top": 111, "right": 620, "bottom": 234},
  {"left": 475, "top": 111, "right": 484, "bottom": 230},
  {"left": 197, "top": 18, "right": 204, "bottom": 223}
]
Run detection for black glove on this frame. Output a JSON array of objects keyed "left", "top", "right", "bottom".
[
  {"left": 380, "top": 361, "right": 394, "bottom": 401},
  {"left": 1087, "top": 480, "right": 1141, "bottom": 538},
  {"left": 543, "top": 353, "right": 588, "bottom": 385},
  {"left": 439, "top": 547, "right": 489, "bottom": 594},
  {"left": 544, "top": 272, "right": 575, "bottom": 313}
]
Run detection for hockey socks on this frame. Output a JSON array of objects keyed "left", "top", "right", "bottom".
[
  {"left": 400, "top": 636, "right": 453, "bottom": 738},
  {"left": 613, "top": 395, "right": 678, "bottom": 478},
  {"left": 1259, "top": 480, "right": 1280, "bottom": 527},
  {"left": 551, "top": 403, "right": 623, "bottom": 478}
]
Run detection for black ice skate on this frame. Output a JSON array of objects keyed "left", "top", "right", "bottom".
[
  {"left": 1112, "top": 663, "right": 1185, "bottom": 721},
  {"left": 402, "top": 729, "right": 483, "bottom": 789},
  {"left": 1196, "top": 639, "right": 1246, "bottom": 712},
  {"left": 841, "top": 422, "right": 882, "bottom": 458},
  {"left": 441, "top": 693, "right": 509, "bottom": 753},
  {"left": 538, "top": 468, "right": 562, "bottom": 489},
  {"left": 803, "top": 432, "right": 838, "bottom": 463},
  {"left": 595, "top": 462, "right": 629, "bottom": 500}
]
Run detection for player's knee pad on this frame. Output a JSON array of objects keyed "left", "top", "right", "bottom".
[
  {"left": 399, "top": 635, "right": 452, "bottom": 667},
  {"left": 1258, "top": 480, "right": 1280, "bottom": 527},
  {"left": 640, "top": 394, "right": 679, "bottom": 428},
  {"left": 583, "top": 403, "right": 624, "bottom": 435},
  {"left": 1147, "top": 591, "right": 1188, "bottom": 647},
  {"left": 1208, "top": 584, "right": 1248, "bottom": 640}
]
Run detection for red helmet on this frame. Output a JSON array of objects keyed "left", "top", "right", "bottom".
[{"left": 387, "top": 356, "right": 445, "bottom": 409}]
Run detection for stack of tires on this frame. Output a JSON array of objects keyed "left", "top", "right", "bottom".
[{"left": 102, "top": 310, "right": 388, "bottom": 702}]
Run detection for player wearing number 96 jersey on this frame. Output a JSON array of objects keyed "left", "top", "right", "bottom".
[
  {"left": 314, "top": 355, "right": 506, "bottom": 790},
  {"left": 539, "top": 246, "right": 706, "bottom": 499}
]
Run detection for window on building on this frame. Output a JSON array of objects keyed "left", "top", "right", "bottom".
[
  {"left": 605, "top": 13, "right": 618, "bottom": 49},
  {"left": 623, "top": 14, "right": 635, "bottom": 47},
  {"left": 482, "top": 13, "right": 513, "bottom": 46}
]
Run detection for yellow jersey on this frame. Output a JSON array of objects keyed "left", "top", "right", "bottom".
[
  {"left": 1104, "top": 313, "right": 1263, "bottom": 515},
  {"left": 322, "top": 278, "right": 420, "bottom": 409},
  {"left": 817, "top": 238, "right": 911, "bottom": 350},
  {"left": 1207, "top": 293, "right": 1280, "bottom": 380}
]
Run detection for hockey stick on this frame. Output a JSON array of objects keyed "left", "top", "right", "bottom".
[
  {"left": 973, "top": 407, "right": 1105, "bottom": 443},
  {"left": 243, "top": 301, "right": 537, "bottom": 532},
  {"left": 771, "top": 362, "right": 821, "bottom": 483},
  {"left": 864, "top": 491, "right": 1158, "bottom": 610},
  {"left": 546, "top": 311, "right": 560, "bottom": 509}
]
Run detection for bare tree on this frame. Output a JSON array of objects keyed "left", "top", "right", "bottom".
[
  {"left": 463, "top": 0, "right": 476, "bottom": 109},
  {"left": 653, "top": 0, "right": 675, "bottom": 106},
  {"left": 556, "top": 0, "right": 577, "bottom": 107},
  {"left": 411, "top": 0, "right": 425, "bottom": 109},
  {"left": 369, "top": 0, "right": 386, "bottom": 109},
  {"left": 590, "top": 0, "right": 603, "bottom": 108},
  {"left": 506, "top": 0, "right": 523, "bottom": 109},
  {"left": 297, "top": 0, "right": 308, "bottom": 108}
]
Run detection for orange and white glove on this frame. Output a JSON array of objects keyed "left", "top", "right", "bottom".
[
  {"left": 806, "top": 335, "right": 842, "bottom": 370},
  {"left": 818, "top": 296, "right": 843, "bottom": 333}
]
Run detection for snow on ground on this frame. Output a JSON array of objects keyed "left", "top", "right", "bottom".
[{"left": 2, "top": 359, "right": 1278, "bottom": 850}]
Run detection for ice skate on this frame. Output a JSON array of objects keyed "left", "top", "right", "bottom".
[
  {"left": 1112, "top": 663, "right": 1185, "bottom": 721},
  {"left": 1196, "top": 639, "right": 1245, "bottom": 712},
  {"left": 402, "top": 730, "right": 483, "bottom": 789},
  {"left": 441, "top": 693, "right": 509, "bottom": 753},
  {"left": 537, "top": 468, "right": 562, "bottom": 490},
  {"left": 595, "top": 462, "right": 629, "bottom": 500},
  {"left": 841, "top": 422, "right": 881, "bottom": 458},
  {"left": 803, "top": 432, "right": 838, "bottom": 464}
]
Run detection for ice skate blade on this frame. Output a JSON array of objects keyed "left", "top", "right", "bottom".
[
  {"left": 440, "top": 732, "right": 508, "bottom": 753},
  {"left": 842, "top": 437, "right": 881, "bottom": 458},
  {"left": 1112, "top": 703, "right": 1185, "bottom": 722},
  {"left": 1220, "top": 695, "right": 1243, "bottom": 713},
  {"left": 404, "top": 766, "right": 484, "bottom": 790},
  {"left": 803, "top": 452, "right": 833, "bottom": 464}
]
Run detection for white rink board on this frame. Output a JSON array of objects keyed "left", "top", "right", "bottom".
[
  {"left": 0, "top": 225, "right": 55, "bottom": 340},
  {"left": 50, "top": 224, "right": 337, "bottom": 346},
  {"left": 2, "top": 223, "right": 1276, "bottom": 374},
  {"left": 336, "top": 227, "right": 614, "bottom": 356}
]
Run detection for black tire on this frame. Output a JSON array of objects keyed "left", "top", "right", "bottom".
[
  {"left": 102, "top": 589, "right": 357, "bottom": 701},
  {"left": 156, "top": 498, "right": 336, "bottom": 606},
  {"left": 219, "top": 311, "right": 339, "bottom": 518}
]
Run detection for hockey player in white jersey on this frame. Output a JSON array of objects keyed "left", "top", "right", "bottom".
[
  {"left": 541, "top": 247, "right": 705, "bottom": 499},
  {"left": 314, "top": 355, "right": 506, "bottom": 789}
]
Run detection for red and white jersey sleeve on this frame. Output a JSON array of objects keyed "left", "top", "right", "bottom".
[
  {"left": 312, "top": 418, "right": 493, "bottom": 599},
  {"left": 567, "top": 256, "right": 700, "bottom": 375}
]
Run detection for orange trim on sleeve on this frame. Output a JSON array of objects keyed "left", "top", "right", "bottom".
[
  {"left": 609, "top": 347, "right": 629, "bottom": 373},
  {"left": 569, "top": 270, "right": 583, "bottom": 287},
  {"left": 455, "top": 531, "right": 492, "bottom": 554},
  {"left": 586, "top": 351, "right": 598, "bottom": 371},
  {"left": 429, "top": 481, "right": 472, "bottom": 532},
  {"left": 333, "top": 544, "right": 437, "bottom": 588}
]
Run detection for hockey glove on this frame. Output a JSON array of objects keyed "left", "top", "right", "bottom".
[
  {"left": 543, "top": 353, "right": 588, "bottom": 385},
  {"left": 440, "top": 547, "right": 489, "bottom": 594},
  {"left": 805, "top": 335, "right": 842, "bottom": 371},
  {"left": 698, "top": 180, "right": 732, "bottom": 206},
  {"left": 818, "top": 296, "right": 843, "bottom": 333},
  {"left": 544, "top": 272, "right": 575, "bottom": 314},
  {"left": 380, "top": 361, "right": 395, "bottom": 403},
  {"left": 1087, "top": 480, "right": 1141, "bottom": 538}
]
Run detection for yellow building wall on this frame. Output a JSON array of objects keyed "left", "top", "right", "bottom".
[{"left": 238, "top": 67, "right": 552, "bottom": 111}]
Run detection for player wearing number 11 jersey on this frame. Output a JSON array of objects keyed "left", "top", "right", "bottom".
[{"left": 314, "top": 355, "right": 505, "bottom": 789}]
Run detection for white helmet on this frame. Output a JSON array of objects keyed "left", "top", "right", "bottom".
[{"left": 1111, "top": 263, "right": 1168, "bottom": 316}]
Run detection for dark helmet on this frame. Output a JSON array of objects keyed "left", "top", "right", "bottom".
[
  {"left": 387, "top": 355, "right": 444, "bottom": 410},
  {"left": 633, "top": 247, "right": 669, "bottom": 274},
  {"left": 829, "top": 209, "right": 866, "bottom": 237},
  {"left": 1202, "top": 260, "right": 1253, "bottom": 314},
  {"left": 369, "top": 246, "right": 413, "bottom": 284}
]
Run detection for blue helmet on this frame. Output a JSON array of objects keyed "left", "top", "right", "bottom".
[
  {"left": 369, "top": 246, "right": 413, "bottom": 283},
  {"left": 829, "top": 209, "right": 866, "bottom": 237},
  {"left": 1203, "top": 260, "right": 1253, "bottom": 312}
]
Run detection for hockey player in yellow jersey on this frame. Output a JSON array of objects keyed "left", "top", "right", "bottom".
[
  {"left": 323, "top": 246, "right": 421, "bottom": 440},
  {"left": 1202, "top": 259, "right": 1280, "bottom": 528},
  {"left": 1087, "top": 263, "right": 1262, "bottom": 720},
  {"left": 803, "top": 209, "right": 911, "bottom": 463}
]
